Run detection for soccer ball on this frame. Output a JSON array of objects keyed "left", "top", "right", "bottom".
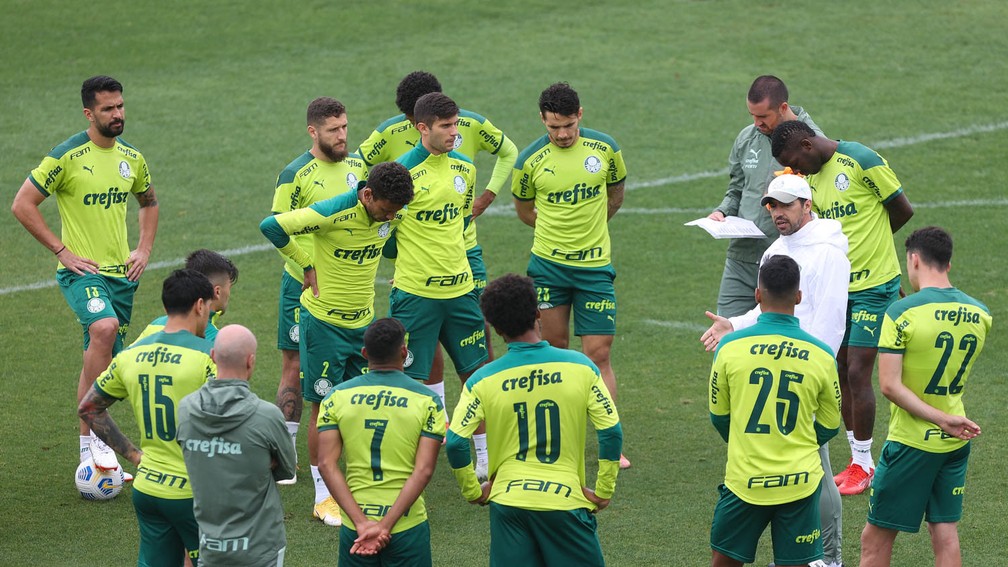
[{"left": 75, "top": 458, "right": 124, "bottom": 501}]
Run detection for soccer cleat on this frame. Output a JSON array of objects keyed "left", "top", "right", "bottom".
[
  {"left": 313, "top": 497, "right": 342, "bottom": 527},
  {"left": 89, "top": 435, "right": 121, "bottom": 472},
  {"left": 838, "top": 465, "right": 874, "bottom": 496},
  {"left": 619, "top": 454, "right": 632, "bottom": 469},
  {"left": 277, "top": 474, "right": 297, "bottom": 485},
  {"left": 475, "top": 461, "right": 489, "bottom": 483},
  {"left": 833, "top": 459, "right": 854, "bottom": 486},
  {"left": 122, "top": 470, "right": 134, "bottom": 483}
]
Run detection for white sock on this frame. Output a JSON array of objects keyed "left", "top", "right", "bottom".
[
  {"left": 846, "top": 430, "right": 855, "bottom": 456},
  {"left": 851, "top": 438, "right": 874, "bottom": 472},
  {"left": 473, "top": 434, "right": 488, "bottom": 466},
  {"left": 80, "top": 435, "right": 92, "bottom": 463},
  {"left": 285, "top": 421, "right": 299, "bottom": 443},
  {"left": 427, "top": 382, "right": 447, "bottom": 417},
  {"left": 311, "top": 465, "right": 329, "bottom": 504}
]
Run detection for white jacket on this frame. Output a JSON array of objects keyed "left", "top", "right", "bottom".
[{"left": 729, "top": 216, "right": 850, "bottom": 355}]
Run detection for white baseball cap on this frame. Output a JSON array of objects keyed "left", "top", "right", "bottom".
[{"left": 761, "top": 174, "right": 811, "bottom": 206}]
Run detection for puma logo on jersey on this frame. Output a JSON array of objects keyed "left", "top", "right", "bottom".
[
  {"left": 82, "top": 165, "right": 94, "bottom": 175},
  {"left": 343, "top": 228, "right": 354, "bottom": 235},
  {"left": 862, "top": 325, "right": 877, "bottom": 337},
  {"left": 749, "top": 148, "right": 762, "bottom": 159},
  {"left": 313, "top": 180, "right": 325, "bottom": 189},
  {"left": 543, "top": 167, "right": 556, "bottom": 175}
]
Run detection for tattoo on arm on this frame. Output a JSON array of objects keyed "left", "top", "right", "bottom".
[
  {"left": 135, "top": 187, "right": 159, "bottom": 208},
  {"left": 78, "top": 390, "right": 142, "bottom": 463}
]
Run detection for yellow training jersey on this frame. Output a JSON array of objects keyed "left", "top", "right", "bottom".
[
  {"left": 806, "top": 141, "right": 904, "bottom": 292},
  {"left": 512, "top": 128, "right": 626, "bottom": 268},
  {"left": 391, "top": 145, "right": 475, "bottom": 299},
  {"left": 878, "top": 287, "right": 992, "bottom": 453},
  {"left": 447, "top": 341, "right": 623, "bottom": 510},
  {"left": 261, "top": 189, "right": 402, "bottom": 328},
  {"left": 317, "top": 370, "right": 446, "bottom": 533},
  {"left": 94, "top": 330, "right": 216, "bottom": 499},
  {"left": 357, "top": 109, "right": 515, "bottom": 250},
  {"left": 28, "top": 131, "right": 152, "bottom": 276},
  {"left": 270, "top": 151, "right": 368, "bottom": 283},
  {"left": 709, "top": 313, "right": 841, "bottom": 505}
]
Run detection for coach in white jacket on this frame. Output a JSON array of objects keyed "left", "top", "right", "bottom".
[{"left": 700, "top": 173, "right": 850, "bottom": 567}]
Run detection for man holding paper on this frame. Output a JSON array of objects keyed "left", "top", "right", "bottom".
[{"left": 708, "top": 75, "right": 823, "bottom": 317}]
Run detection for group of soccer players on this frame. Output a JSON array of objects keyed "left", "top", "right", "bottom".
[
  {"left": 14, "top": 72, "right": 628, "bottom": 566},
  {"left": 12, "top": 72, "right": 993, "bottom": 567},
  {"left": 701, "top": 76, "right": 992, "bottom": 567}
]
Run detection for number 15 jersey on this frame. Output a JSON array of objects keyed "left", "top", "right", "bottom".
[{"left": 94, "top": 330, "right": 216, "bottom": 499}]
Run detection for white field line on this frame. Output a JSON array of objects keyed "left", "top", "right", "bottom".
[
  {"left": 641, "top": 319, "right": 709, "bottom": 333},
  {"left": 4, "top": 121, "right": 1006, "bottom": 297}
]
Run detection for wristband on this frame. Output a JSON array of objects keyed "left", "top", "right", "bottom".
[{"left": 54, "top": 245, "right": 66, "bottom": 255}]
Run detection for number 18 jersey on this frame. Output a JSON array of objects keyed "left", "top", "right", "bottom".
[{"left": 94, "top": 330, "right": 216, "bottom": 499}]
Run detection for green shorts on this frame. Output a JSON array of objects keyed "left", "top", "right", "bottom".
[
  {"left": 338, "top": 521, "right": 431, "bottom": 567},
  {"left": 489, "top": 503, "right": 604, "bottom": 567},
  {"left": 716, "top": 258, "right": 759, "bottom": 318},
  {"left": 867, "top": 441, "right": 970, "bottom": 532},
  {"left": 389, "top": 288, "right": 487, "bottom": 381},
  {"left": 527, "top": 255, "right": 617, "bottom": 336},
  {"left": 843, "top": 276, "right": 900, "bottom": 348},
  {"left": 710, "top": 483, "right": 823, "bottom": 566},
  {"left": 299, "top": 309, "right": 367, "bottom": 403},
  {"left": 56, "top": 270, "right": 139, "bottom": 353},
  {"left": 277, "top": 271, "right": 303, "bottom": 351},
  {"left": 132, "top": 488, "right": 199, "bottom": 567},
  {"left": 467, "top": 245, "right": 488, "bottom": 297}
]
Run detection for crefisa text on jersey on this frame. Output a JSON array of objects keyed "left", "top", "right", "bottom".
[
  {"left": 501, "top": 368, "right": 563, "bottom": 393},
  {"left": 749, "top": 341, "right": 811, "bottom": 361}
]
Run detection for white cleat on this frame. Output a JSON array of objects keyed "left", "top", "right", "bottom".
[
  {"left": 277, "top": 474, "right": 297, "bottom": 485},
  {"left": 89, "top": 435, "right": 121, "bottom": 472}
]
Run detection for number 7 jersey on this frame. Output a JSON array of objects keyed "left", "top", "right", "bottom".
[
  {"left": 94, "top": 330, "right": 216, "bottom": 499},
  {"left": 878, "top": 287, "right": 992, "bottom": 453}
]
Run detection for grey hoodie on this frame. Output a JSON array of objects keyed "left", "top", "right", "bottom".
[{"left": 177, "top": 379, "right": 296, "bottom": 567}]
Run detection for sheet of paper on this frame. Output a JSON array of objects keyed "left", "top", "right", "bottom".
[{"left": 684, "top": 216, "right": 767, "bottom": 239}]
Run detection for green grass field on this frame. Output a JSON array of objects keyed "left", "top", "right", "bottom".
[{"left": 2, "top": 1, "right": 1006, "bottom": 565}]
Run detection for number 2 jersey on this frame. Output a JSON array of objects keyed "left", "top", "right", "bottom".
[
  {"left": 317, "top": 370, "right": 446, "bottom": 533},
  {"left": 709, "top": 313, "right": 840, "bottom": 505},
  {"left": 447, "top": 341, "right": 623, "bottom": 511},
  {"left": 878, "top": 287, "right": 992, "bottom": 453},
  {"left": 94, "top": 330, "right": 216, "bottom": 499}
]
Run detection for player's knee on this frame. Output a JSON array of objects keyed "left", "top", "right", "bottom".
[{"left": 88, "top": 318, "right": 120, "bottom": 344}]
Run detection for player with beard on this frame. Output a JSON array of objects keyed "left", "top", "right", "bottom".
[
  {"left": 266, "top": 97, "right": 368, "bottom": 517},
  {"left": 12, "top": 75, "right": 159, "bottom": 480}
]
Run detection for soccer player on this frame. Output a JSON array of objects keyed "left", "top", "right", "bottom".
[
  {"left": 317, "top": 318, "right": 446, "bottom": 566},
  {"left": 386, "top": 92, "right": 490, "bottom": 445},
  {"left": 357, "top": 70, "right": 517, "bottom": 434},
  {"left": 178, "top": 324, "right": 296, "bottom": 567},
  {"left": 268, "top": 97, "right": 368, "bottom": 488},
  {"left": 701, "top": 174, "right": 849, "bottom": 567},
  {"left": 12, "top": 75, "right": 159, "bottom": 474},
  {"left": 447, "top": 274, "right": 623, "bottom": 567},
  {"left": 511, "top": 82, "right": 631, "bottom": 468},
  {"left": 772, "top": 120, "right": 915, "bottom": 495},
  {"left": 260, "top": 160, "right": 414, "bottom": 527},
  {"left": 707, "top": 75, "right": 824, "bottom": 317},
  {"left": 708, "top": 255, "right": 841, "bottom": 567},
  {"left": 134, "top": 249, "right": 238, "bottom": 344},
  {"left": 78, "top": 269, "right": 216, "bottom": 567},
  {"left": 860, "top": 227, "right": 991, "bottom": 567}
]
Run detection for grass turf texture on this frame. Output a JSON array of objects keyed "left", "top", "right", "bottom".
[{"left": 2, "top": 1, "right": 1007, "bottom": 565}]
